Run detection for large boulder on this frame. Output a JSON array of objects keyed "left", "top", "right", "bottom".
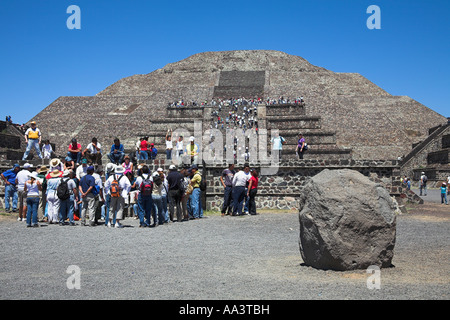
[{"left": 298, "top": 169, "right": 396, "bottom": 271}]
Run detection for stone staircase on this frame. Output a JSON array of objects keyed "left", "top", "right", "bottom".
[
  {"left": 400, "top": 121, "right": 450, "bottom": 186},
  {"left": 263, "top": 104, "right": 352, "bottom": 160}
]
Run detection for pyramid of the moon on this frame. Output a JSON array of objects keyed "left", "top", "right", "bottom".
[{"left": 30, "top": 50, "right": 447, "bottom": 160}]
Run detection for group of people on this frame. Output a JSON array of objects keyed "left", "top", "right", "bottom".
[
  {"left": 1, "top": 158, "right": 207, "bottom": 228},
  {"left": 401, "top": 172, "right": 449, "bottom": 205},
  {"left": 167, "top": 96, "right": 305, "bottom": 109},
  {"left": 220, "top": 163, "right": 259, "bottom": 216}
]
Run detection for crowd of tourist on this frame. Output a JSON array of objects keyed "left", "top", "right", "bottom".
[
  {"left": 2, "top": 118, "right": 263, "bottom": 227},
  {"left": 1, "top": 158, "right": 209, "bottom": 228}
]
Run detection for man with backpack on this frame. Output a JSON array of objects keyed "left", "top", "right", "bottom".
[
  {"left": 58, "top": 170, "right": 79, "bottom": 226},
  {"left": 104, "top": 165, "right": 131, "bottom": 228},
  {"left": 135, "top": 165, "right": 154, "bottom": 227},
  {"left": 420, "top": 172, "right": 428, "bottom": 196}
]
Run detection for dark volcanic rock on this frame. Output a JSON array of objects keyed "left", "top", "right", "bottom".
[{"left": 298, "top": 169, "right": 396, "bottom": 271}]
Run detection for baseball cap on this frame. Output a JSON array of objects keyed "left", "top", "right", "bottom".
[{"left": 169, "top": 164, "right": 177, "bottom": 170}]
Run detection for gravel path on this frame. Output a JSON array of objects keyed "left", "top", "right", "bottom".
[{"left": 0, "top": 203, "right": 448, "bottom": 301}]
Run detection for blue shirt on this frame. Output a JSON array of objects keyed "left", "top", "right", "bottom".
[
  {"left": 2, "top": 169, "right": 18, "bottom": 185},
  {"left": 110, "top": 143, "right": 124, "bottom": 153},
  {"left": 271, "top": 136, "right": 285, "bottom": 150},
  {"left": 80, "top": 174, "right": 96, "bottom": 194}
]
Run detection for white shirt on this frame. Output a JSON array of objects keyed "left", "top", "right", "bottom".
[
  {"left": 176, "top": 140, "right": 184, "bottom": 151},
  {"left": 25, "top": 181, "right": 40, "bottom": 197},
  {"left": 166, "top": 140, "right": 173, "bottom": 149},
  {"left": 86, "top": 142, "right": 102, "bottom": 154},
  {"left": 104, "top": 174, "right": 131, "bottom": 198},
  {"left": 232, "top": 170, "right": 250, "bottom": 187},
  {"left": 42, "top": 144, "right": 53, "bottom": 159},
  {"left": 76, "top": 165, "right": 88, "bottom": 181},
  {"left": 16, "top": 170, "right": 31, "bottom": 191}
]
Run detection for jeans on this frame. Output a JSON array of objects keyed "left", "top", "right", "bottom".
[
  {"left": 4, "top": 184, "right": 18, "bottom": 211},
  {"left": 101, "top": 194, "right": 111, "bottom": 222},
  {"left": 139, "top": 194, "right": 153, "bottom": 226},
  {"left": 108, "top": 151, "right": 125, "bottom": 164},
  {"left": 232, "top": 186, "right": 246, "bottom": 215},
  {"left": 221, "top": 186, "right": 233, "bottom": 214},
  {"left": 166, "top": 149, "right": 173, "bottom": 160},
  {"left": 67, "top": 151, "right": 81, "bottom": 164},
  {"left": 152, "top": 195, "right": 163, "bottom": 225},
  {"left": 161, "top": 194, "right": 168, "bottom": 223},
  {"left": 22, "top": 139, "right": 43, "bottom": 160},
  {"left": 59, "top": 195, "right": 75, "bottom": 224},
  {"left": 248, "top": 188, "right": 257, "bottom": 215},
  {"left": 188, "top": 188, "right": 203, "bottom": 219},
  {"left": 441, "top": 193, "right": 448, "bottom": 204},
  {"left": 26, "top": 196, "right": 39, "bottom": 226},
  {"left": 244, "top": 187, "right": 249, "bottom": 213},
  {"left": 420, "top": 184, "right": 427, "bottom": 196},
  {"left": 139, "top": 151, "right": 148, "bottom": 160}
]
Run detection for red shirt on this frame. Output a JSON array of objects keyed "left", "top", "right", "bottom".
[
  {"left": 69, "top": 143, "right": 81, "bottom": 153},
  {"left": 140, "top": 140, "right": 148, "bottom": 151},
  {"left": 249, "top": 176, "right": 258, "bottom": 189}
]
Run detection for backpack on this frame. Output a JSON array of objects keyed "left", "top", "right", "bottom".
[
  {"left": 110, "top": 175, "right": 123, "bottom": 198},
  {"left": 152, "top": 173, "right": 162, "bottom": 186},
  {"left": 140, "top": 175, "right": 153, "bottom": 197},
  {"left": 56, "top": 178, "right": 70, "bottom": 201},
  {"left": 422, "top": 175, "right": 428, "bottom": 183},
  {"left": 197, "top": 173, "right": 206, "bottom": 191}
]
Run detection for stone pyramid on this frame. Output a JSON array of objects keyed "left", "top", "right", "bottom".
[{"left": 29, "top": 50, "right": 447, "bottom": 160}]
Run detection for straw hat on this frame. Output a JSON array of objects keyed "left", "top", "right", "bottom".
[
  {"left": 39, "top": 166, "right": 49, "bottom": 173},
  {"left": 50, "top": 158, "right": 61, "bottom": 168},
  {"left": 49, "top": 169, "right": 61, "bottom": 178}
]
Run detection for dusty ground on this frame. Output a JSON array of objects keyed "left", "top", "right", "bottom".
[{"left": 0, "top": 201, "right": 448, "bottom": 302}]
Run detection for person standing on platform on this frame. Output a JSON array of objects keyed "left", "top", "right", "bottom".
[{"left": 22, "top": 121, "right": 43, "bottom": 160}]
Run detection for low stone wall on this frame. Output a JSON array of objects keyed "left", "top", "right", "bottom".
[{"left": 204, "top": 159, "right": 403, "bottom": 211}]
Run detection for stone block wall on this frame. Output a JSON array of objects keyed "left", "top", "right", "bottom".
[{"left": 203, "top": 159, "right": 402, "bottom": 211}]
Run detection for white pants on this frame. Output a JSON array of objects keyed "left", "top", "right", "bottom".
[{"left": 46, "top": 191, "right": 60, "bottom": 223}]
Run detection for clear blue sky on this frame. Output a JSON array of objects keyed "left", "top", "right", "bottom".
[{"left": 0, "top": 0, "right": 448, "bottom": 124}]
